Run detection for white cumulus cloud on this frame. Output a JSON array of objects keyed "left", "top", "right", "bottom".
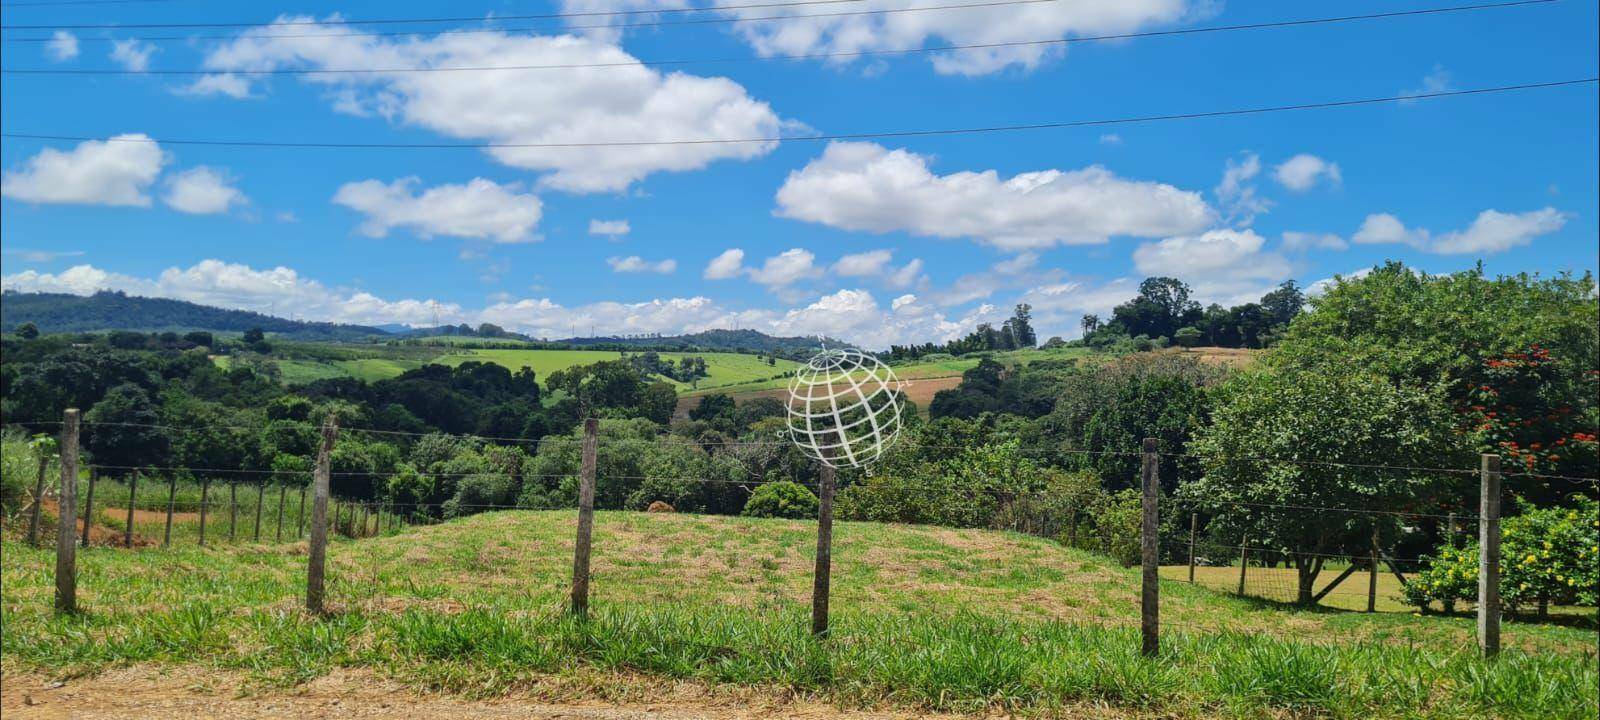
[
  {"left": 199, "top": 17, "right": 783, "bottom": 192},
  {"left": 175, "top": 73, "right": 255, "bottom": 99},
  {"left": 1273, "top": 154, "right": 1341, "bottom": 192},
  {"left": 46, "top": 31, "right": 79, "bottom": 61},
  {"left": 748, "top": 248, "right": 821, "bottom": 288},
  {"left": 1, "top": 134, "right": 167, "bottom": 207},
  {"left": 332, "top": 177, "right": 543, "bottom": 243},
  {"left": 1133, "top": 228, "right": 1295, "bottom": 306},
  {"left": 1216, "top": 151, "right": 1269, "bottom": 226},
  {"left": 776, "top": 141, "right": 1213, "bottom": 251},
  {"left": 607, "top": 255, "right": 677, "bottom": 273},
  {"left": 110, "top": 38, "right": 156, "bottom": 72},
  {"left": 1281, "top": 231, "right": 1348, "bottom": 251},
  {"left": 589, "top": 219, "right": 631, "bottom": 237},
  {"left": 163, "top": 166, "right": 247, "bottom": 215},
  {"left": 1354, "top": 208, "right": 1567, "bottom": 254},
  {"left": 703, "top": 248, "right": 746, "bottom": 279},
  {"left": 569, "top": 0, "right": 1200, "bottom": 76}
]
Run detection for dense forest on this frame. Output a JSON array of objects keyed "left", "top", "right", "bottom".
[{"left": 2, "top": 262, "right": 1596, "bottom": 610}]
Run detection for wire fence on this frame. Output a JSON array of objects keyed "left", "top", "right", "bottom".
[{"left": 11, "top": 412, "right": 1597, "bottom": 656}]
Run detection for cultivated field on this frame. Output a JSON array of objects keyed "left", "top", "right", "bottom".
[
  {"left": 435, "top": 348, "right": 799, "bottom": 391},
  {"left": 2, "top": 511, "right": 1593, "bottom": 718},
  {"left": 213, "top": 347, "right": 798, "bottom": 390}
]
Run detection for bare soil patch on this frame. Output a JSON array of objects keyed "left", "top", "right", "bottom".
[{"left": 0, "top": 666, "right": 1006, "bottom": 720}]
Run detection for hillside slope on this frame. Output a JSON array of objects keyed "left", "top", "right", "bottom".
[{"left": 2, "top": 511, "right": 1592, "bottom": 718}]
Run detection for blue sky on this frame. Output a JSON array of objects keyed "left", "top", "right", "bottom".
[{"left": 2, "top": 0, "right": 1596, "bottom": 345}]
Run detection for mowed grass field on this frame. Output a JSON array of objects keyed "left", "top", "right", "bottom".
[
  {"left": 214, "top": 348, "right": 796, "bottom": 390},
  {"left": 2, "top": 511, "right": 1593, "bottom": 718},
  {"left": 435, "top": 348, "right": 799, "bottom": 391}
]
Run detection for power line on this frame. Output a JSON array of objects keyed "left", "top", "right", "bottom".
[
  {"left": 1, "top": 2, "right": 1560, "bottom": 77},
  {"left": 0, "top": 0, "right": 1076, "bottom": 39},
  {"left": 4, "top": 78, "right": 1595, "bottom": 149},
  {"left": 0, "top": 0, "right": 870, "bottom": 28}
]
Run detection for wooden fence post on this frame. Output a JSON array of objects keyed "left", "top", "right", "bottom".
[
  {"left": 28, "top": 455, "right": 48, "bottom": 546},
  {"left": 54, "top": 409, "right": 81, "bottom": 614},
  {"left": 1140, "top": 438, "right": 1160, "bottom": 657},
  {"left": 124, "top": 472, "right": 138, "bottom": 548},
  {"left": 163, "top": 476, "right": 177, "bottom": 547},
  {"left": 1237, "top": 537, "right": 1248, "bottom": 595},
  {"left": 198, "top": 478, "right": 209, "bottom": 547},
  {"left": 570, "top": 417, "right": 599, "bottom": 618},
  {"left": 306, "top": 414, "right": 339, "bottom": 614},
  {"left": 228, "top": 481, "right": 238, "bottom": 541},
  {"left": 1187, "top": 512, "right": 1198, "bottom": 583},
  {"left": 1478, "top": 453, "right": 1502, "bottom": 658},
  {"left": 297, "top": 486, "right": 307, "bottom": 538},
  {"left": 275, "top": 483, "right": 287, "bottom": 542},
  {"left": 253, "top": 480, "right": 266, "bottom": 542},
  {"left": 80, "top": 466, "right": 97, "bottom": 547},
  {"left": 812, "top": 463, "right": 837, "bottom": 638},
  {"left": 1367, "top": 525, "right": 1379, "bottom": 613}
]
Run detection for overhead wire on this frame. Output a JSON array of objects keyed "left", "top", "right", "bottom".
[
  {"left": 0, "top": 1, "right": 1564, "bottom": 75},
  {"left": 5, "top": 78, "right": 1596, "bottom": 150}
]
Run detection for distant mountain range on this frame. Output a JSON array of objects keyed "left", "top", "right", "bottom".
[
  {"left": 1, "top": 291, "right": 845, "bottom": 354},
  {"left": 1, "top": 291, "right": 389, "bottom": 341}
]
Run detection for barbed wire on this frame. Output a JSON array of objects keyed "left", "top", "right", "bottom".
[{"left": 53, "top": 418, "right": 1600, "bottom": 481}]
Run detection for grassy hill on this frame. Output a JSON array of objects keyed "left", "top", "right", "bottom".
[
  {"left": 2, "top": 511, "right": 1591, "bottom": 718},
  {"left": 435, "top": 348, "right": 799, "bottom": 391}
]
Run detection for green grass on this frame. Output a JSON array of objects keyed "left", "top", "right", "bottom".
[
  {"left": 686, "top": 345, "right": 1099, "bottom": 397},
  {"left": 436, "top": 349, "right": 800, "bottom": 391},
  {"left": 3, "top": 511, "right": 1593, "bottom": 718}
]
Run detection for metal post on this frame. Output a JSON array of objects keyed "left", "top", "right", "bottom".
[
  {"left": 1187, "top": 512, "right": 1197, "bottom": 583},
  {"left": 198, "top": 478, "right": 209, "bottom": 547},
  {"left": 80, "top": 466, "right": 97, "bottom": 547},
  {"left": 275, "top": 483, "right": 287, "bottom": 542},
  {"left": 1367, "top": 525, "right": 1379, "bottom": 613},
  {"left": 123, "top": 472, "right": 137, "bottom": 548},
  {"left": 228, "top": 481, "right": 238, "bottom": 541},
  {"left": 812, "top": 463, "right": 837, "bottom": 638},
  {"left": 1139, "top": 438, "right": 1159, "bottom": 657},
  {"left": 306, "top": 415, "right": 339, "bottom": 614},
  {"left": 54, "top": 409, "right": 80, "bottom": 614},
  {"left": 1237, "top": 537, "right": 1248, "bottom": 595},
  {"left": 297, "top": 486, "right": 307, "bottom": 538},
  {"left": 252, "top": 480, "right": 265, "bottom": 542},
  {"left": 28, "top": 456, "right": 48, "bottom": 546},
  {"left": 1478, "top": 454, "right": 1502, "bottom": 658},
  {"left": 163, "top": 476, "right": 177, "bottom": 547},
  {"left": 570, "top": 417, "right": 599, "bottom": 618}
]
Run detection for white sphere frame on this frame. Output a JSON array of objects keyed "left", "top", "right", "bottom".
[{"left": 786, "top": 348, "right": 905, "bottom": 469}]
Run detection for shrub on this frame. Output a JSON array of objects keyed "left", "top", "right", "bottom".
[
  {"left": 1404, "top": 496, "right": 1599, "bottom": 613},
  {"left": 743, "top": 481, "right": 817, "bottom": 519}
]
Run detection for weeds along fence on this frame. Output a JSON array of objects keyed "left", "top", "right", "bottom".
[{"left": 14, "top": 409, "right": 1598, "bottom": 658}]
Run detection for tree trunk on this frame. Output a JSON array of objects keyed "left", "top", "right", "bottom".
[{"left": 1294, "top": 554, "right": 1325, "bottom": 606}]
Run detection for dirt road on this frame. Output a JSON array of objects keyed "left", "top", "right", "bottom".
[{"left": 1, "top": 667, "right": 1003, "bottom": 720}]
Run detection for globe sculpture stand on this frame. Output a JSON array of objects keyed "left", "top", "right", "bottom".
[
  {"left": 787, "top": 348, "right": 903, "bottom": 637},
  {"left": 786, "top": 348, "right": 905, "bottom": 470}
]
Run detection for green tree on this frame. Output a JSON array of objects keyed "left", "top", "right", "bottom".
[
  {"left": 15, "top": 322, "right": 39, "bottom": 340},
  {"left": 1183, "top": 366, "right": 1464, "bottom": 604},
  {"left": 1173, "top": 326, "right": 1202, "bottom": 348},
  {"left": 83, "top": 383, "right": 171, "bottom": 473}
]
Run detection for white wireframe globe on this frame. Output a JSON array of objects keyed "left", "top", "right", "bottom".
[{"left": 786, "top": 348, "right": 905, "bottom": 469}]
